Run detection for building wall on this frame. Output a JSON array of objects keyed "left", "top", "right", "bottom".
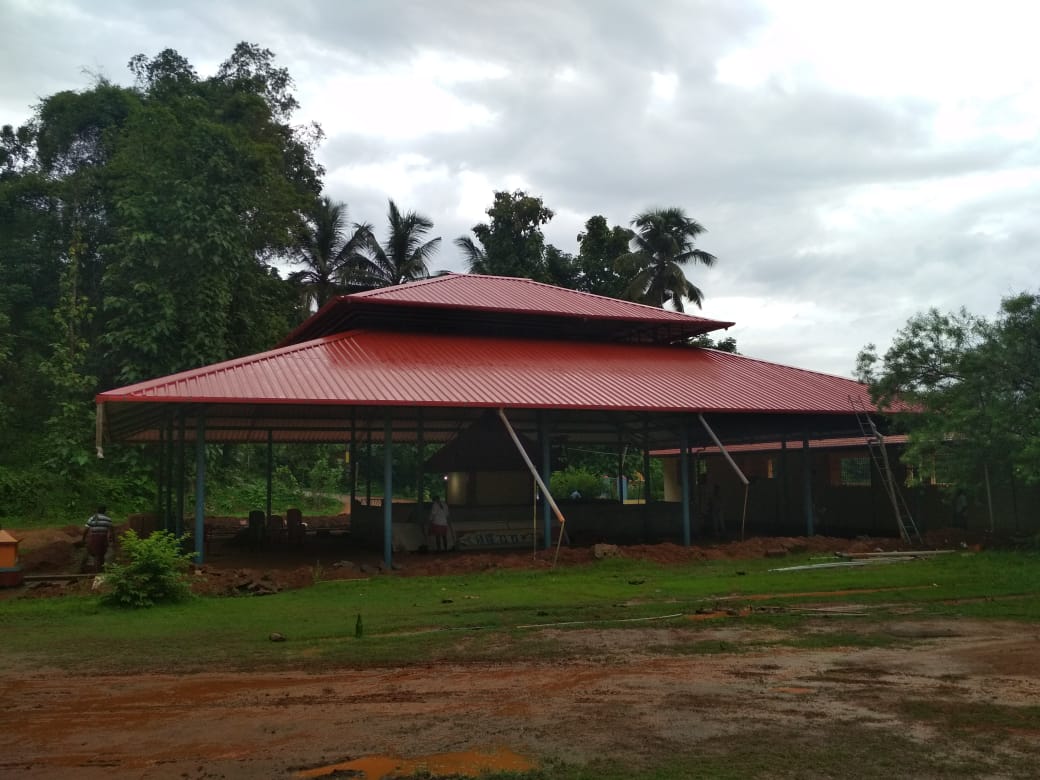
[{"left": 663, "top": 447, "right": 1040, "bottom": 537}]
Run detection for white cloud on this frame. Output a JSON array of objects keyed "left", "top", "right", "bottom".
[{"left": 4, "top": 0, "right": 1039, "bottom": 377}]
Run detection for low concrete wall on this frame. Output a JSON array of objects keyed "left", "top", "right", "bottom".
[{"left": 349, "top": 500, "right": 691, "bottom": 551}]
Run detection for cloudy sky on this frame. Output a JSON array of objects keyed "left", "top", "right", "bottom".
[{"left": 3, "top": 0, "right": 1038, "bottom": 377}]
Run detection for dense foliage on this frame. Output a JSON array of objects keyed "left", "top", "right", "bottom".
[
  {"left": 857, "top": 292, "right": 1040, "bottom": 495},
  {"left": 0, "top": 44, "right": 323, "bottom": 520},
  {"left": 0, "top": 46, "right": 721, "bottom": 523},
  {"left": 455, "top": 191, "right": 719, "bottom": 304}
]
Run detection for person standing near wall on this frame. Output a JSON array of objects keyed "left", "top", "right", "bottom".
[
  {"left": 82, "top": 505, "right": 116, "bottom": 573},
  {"left": 428, "top": 495, "right": 451, "bottom": 552}
]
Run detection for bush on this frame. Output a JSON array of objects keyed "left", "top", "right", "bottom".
[
  {"left": 101, "top": 530, "right": 196, "bottom": 608},
  {"left": 550, "top": 467, "right": 606, "bottom": 501}
]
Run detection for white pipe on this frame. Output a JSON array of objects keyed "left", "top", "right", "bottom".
[
  {"left": 697, "top": 413, "right": 749, "bottom": 486},
  {"left": 497, "top": 409, "right": 566, "bottom": 526}
]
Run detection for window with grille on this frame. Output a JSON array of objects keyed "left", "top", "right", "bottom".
[{"left": 839, "top": 457, "right": 871, "bottom": 486}]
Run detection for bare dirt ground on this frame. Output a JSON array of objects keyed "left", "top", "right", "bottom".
[
  {"left": 1, "top": 619, "right": 1039, "bottom": 778},
  {"left": 3, "top": 524, "right": 1032, "bottom": 779}
]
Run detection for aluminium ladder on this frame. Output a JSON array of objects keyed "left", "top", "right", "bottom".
[{"left": 849, "top": 396, "right": 922, "bottom": 544}]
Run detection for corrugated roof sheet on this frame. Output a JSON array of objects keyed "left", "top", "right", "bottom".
[
  {"left": 98, "top": 329, "right": 893, "bottom": 415},
  {"left": 352, "top": 273, "right": 728, "bottom": 323},
  {"left": 278, "top": 273, "right": 734, "bottom": 346}
]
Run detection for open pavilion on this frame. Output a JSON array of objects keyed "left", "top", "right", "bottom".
[{"left": 95, "top": 274, "right": 898, "bottom": 565}]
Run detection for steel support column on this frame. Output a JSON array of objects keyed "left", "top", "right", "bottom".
[
  {"left": 176, "top": 410, "right": 186, "bottom": 537},
  {"left": 383, "top": 415, "right": 393, "bottom": 569},
  {"left": 802, "top": 433, "right": 814, "bottom": 536},
  {"left": 349, "top": 410, "right": 357, "bottom": 512},
  {"left": 539, "top": 414, "right": 551, "bottom": 550},
  {"left": 266, "top": 430, "right": 274, "bottom": 521},
  {"left": 157, "top": 417, "right": 167, "bottom": 530},
  {"left": 643, "top": 416, "right": 652, "bottom": 504},
  {"left": 416, "top": 408, "right": 425, "bottom": 523},
  {"left": 164, "top": 415, "right": 175, "bottom": 531},
  {"left": 679, "top": 422, "right": 691, "bottom": 547},
  {"left": 194, "top": 413, "right": 206, "bottom": 565}
]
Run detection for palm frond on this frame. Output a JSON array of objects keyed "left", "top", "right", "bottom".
[{"left": 454, "top": 235, "right": 487, "bottom": 273}]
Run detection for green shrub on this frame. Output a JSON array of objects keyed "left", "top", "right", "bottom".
[
  {"left": 550, "top": 467, "right": 606, "bottom": 500},
  {"left": 101, "top": 530, "right": 196, "bottom": 608}
]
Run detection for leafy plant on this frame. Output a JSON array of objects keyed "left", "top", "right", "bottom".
[{"left": 101, "top": 529, "right": 196, "bottom": 608}]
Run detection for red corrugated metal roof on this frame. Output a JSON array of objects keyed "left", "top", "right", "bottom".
[
  {"left": 278, "top": 273, "right": 734, "bottom": 347},
  {"left": 352, "top": 273, "right": 728, "bottom": 323},
  {"left": 98, "top": 329, "right": 894, "bottom": 415}
]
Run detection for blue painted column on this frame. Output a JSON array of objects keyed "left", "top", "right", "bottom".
[
  {"left": 803, "top": 432, "right": 814, "bottom": 536},
  {"left": 679, "top": 422, "right": 691, "bottom": 547},
  {"left": 176, "top": 410, "right": 186, "bottom": 537},
  {"left": 416, "top": 408, "right": 425, "bottom": 521},
  {"left": 194, "top": 413, "right": 206, "bottom": 565},
  {"left": 383, "top": 415, "right": 393, "bottom": 568},
  {"left": 540, "top": 414, "right": 552, "bottom": 550}
]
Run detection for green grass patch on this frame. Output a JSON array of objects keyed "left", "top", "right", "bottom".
[{"left": 3, "top": 551, "right": 1039, "bottom": 674}]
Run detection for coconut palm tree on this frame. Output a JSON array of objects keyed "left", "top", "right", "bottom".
[
  {"left": 454, "top": 235, "right": 488, "bottom": 274},
  {"left": 289, "top": 196, "right": 370, "bottom": 310},
  {"left": 357, "top": 199, "right": 441, "bottom": 287},
  {"left": 620, "top": 207, "right": 717, "bottom": 311}
]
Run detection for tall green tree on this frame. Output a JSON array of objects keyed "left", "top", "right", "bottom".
[
  {"left": 357, "top": 199, "right": 441, "bottom": 287},
  {"left": 101, "top": 44, "right": 321, "bottom": 383},
  {"left": 0, "top": 43, "right": 323, "bottom": 514},
  {"left": 456, "top": 190, "right": 555, "bottom": 281},
  {"left": 857, "top": 293, "right": 1040, "bottom": 491},
  {"left": 619, "top": 207, "right": 717, "bottom": 311},
  {"left": 289, "top": 196, "right": 370, "bottom": 310},
  {"left": 575, "top": 215, "right": 633, "bottom": 298}
]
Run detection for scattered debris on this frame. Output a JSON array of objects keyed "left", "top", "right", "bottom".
[
  {"left": 269, "top": 632, "right": 287, "bottom": 642},
  {"left": 769, "top": 558, "right": 915, "bottom": 572}
]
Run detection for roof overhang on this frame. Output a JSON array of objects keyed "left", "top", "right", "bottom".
[{"left": 95, "top": 329, "right": 905, "bottom": 450}]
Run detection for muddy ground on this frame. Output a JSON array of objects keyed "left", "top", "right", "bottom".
[
  {"left": 3, "top": 525, "right": 1035, "bottom": 778},
  {"left": 1, "top": 619, "right": 1038, "bottom": 778}
]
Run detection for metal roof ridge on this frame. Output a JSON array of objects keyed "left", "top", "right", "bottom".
[
  {"left": 346, "top": 273, "right": 453, "bottom": 299},
  {"left": 349, "top": 272, "right": 734, "bottom": 325}
]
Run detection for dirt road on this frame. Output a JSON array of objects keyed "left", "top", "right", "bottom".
[{"left": 2, "top": 619, "right": 1038, "bottom": 778}]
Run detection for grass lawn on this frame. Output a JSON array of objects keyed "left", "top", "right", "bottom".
[
  {"left": 3, "top": 550, "right": 1038, "bottom": 673},
  {"left": 4, "top": 550, "right": 1039, "bottom": 779}
]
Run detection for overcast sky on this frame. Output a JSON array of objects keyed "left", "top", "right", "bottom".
[{"left": 3, "top": 0, "right": 1038, "bottom": 377}]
